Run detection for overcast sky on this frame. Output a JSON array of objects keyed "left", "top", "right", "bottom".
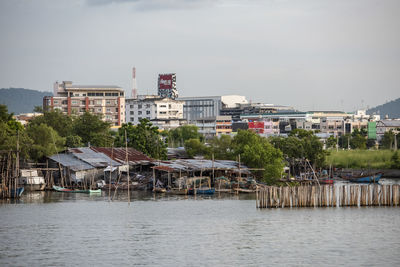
[{"left": 0, "top": 0, "right": 399, "bottom": 111}]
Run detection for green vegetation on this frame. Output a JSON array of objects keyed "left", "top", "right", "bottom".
[
  {"left": 327, "top": 150, "right": 395, "bottom": 169},
  {"left": 115, "top": 119, "right": 167, "bottom": 160},
  {"left": 165, "top": 125, "right": 203, "bottom": 147}
]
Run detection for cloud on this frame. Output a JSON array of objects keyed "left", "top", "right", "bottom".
[{"left": 86, "top": 0, "right": 217, "bottom": 10}]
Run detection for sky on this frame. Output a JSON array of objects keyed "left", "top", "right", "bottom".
[{"left": 0, "top": 0, "right": 399, "bottom": 112}]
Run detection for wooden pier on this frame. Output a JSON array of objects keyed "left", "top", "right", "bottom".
[{"left": 256, "top": 184, "right": 400, "bottom": 208}]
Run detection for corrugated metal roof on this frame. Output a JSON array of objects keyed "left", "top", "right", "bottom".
[
  {"left": 68, "top": 147, "right": 121, "bottom": 168},
  {"left": 49, "top": 154, "right": 94, "bottom": 172},
  {"left": 90, "top": 147, "right": 153, "bottom": 165},
  {"left": 152, "top": 159, "right": 249, "bottom": 173}
]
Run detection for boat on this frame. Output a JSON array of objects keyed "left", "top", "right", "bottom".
[
  {"left": 347, "top": 173, "right": 382, "bottom": 183},
  {"left": 52, "top": 185, "right": 90, "bottom": 193},
  {"left": 167, "top": 188, "right": 188, "bottom": 195},
  {"left": 188, "top": 187, "right": 215, "bottom": 195},
  {"left": 89, "top": 189, "right": 102, "bottom": 194},
  {"left": 153, "top": 187, "right": 166, "bottom": 193}
]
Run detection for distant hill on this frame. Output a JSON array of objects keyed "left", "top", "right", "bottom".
[
  {"left": 367, "top": 98, "right": 400, "bottom": 119},
  {"left": 0, "top": 88, "right": 52, "bottom": 114}
]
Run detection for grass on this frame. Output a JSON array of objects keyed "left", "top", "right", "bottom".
[{"left": 326, "top": 149, "right": 394, "bottom": 169}]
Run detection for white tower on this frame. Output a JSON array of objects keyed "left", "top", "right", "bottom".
[{"left": 131, "top": 67, "right": 138, "bottom": 99}]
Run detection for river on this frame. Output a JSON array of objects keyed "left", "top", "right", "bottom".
[{"left": 1, "top": 180, "right": 400, "bottom": 266}]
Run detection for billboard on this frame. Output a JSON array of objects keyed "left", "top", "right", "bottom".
[
  {"left": 158, "top": 73, "right": 178, "bottom": 99},
  {"left": 158, "top": 74, "right": 174, "bottom": 90}
]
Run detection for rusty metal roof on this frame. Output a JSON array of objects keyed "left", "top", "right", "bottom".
[{"left": 90, "top": 147, "right": 153, "bottom": 165}]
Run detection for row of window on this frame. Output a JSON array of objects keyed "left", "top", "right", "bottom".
[
  {"left": 129, "top": 111, "right": 151, "bottom": 115},
  {"left": 87, "top": 92, "right": 123, "bottom": 97},
  {"left": 130, "top": 117, "right": 151, "bottom": 122}
]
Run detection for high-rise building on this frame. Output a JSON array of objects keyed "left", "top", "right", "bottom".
[
  {"left": 43, "top": 81, "right": 125, "bottom": 126},
  {"left": 158, "top": 73, "right": 178, "bottom": 99}
]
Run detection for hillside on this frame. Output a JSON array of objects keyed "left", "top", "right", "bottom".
[
  {"left": 0, "top": 88, "right": 52, "bottom": 114},
  {"left": 367, "top": 98, "right": 400, "bottom": 119}
]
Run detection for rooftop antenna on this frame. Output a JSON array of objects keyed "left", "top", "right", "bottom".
[{"left": 131, "top": 67, "right": 137, "bottom": 99}]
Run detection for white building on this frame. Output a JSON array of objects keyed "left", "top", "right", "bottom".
[{"left": 125, "top": 95, "right": 184, "bottom": 129}]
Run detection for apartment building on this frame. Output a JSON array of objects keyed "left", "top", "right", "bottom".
[
  {"left": 43, "top": 81, "right": 125, "bottom": 126},
  {"left": 125, "top": 95, "right": 184, "bottom": 129}
]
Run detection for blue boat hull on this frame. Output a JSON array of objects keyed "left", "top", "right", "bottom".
[
  {"left": 349, "top": 173, "right": 382, "bottom": 183},
  {"left": 188, "top": 188, "right": 215, "bottom": 195}
]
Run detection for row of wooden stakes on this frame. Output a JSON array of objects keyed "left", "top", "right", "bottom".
[{"left": 256, "top": 184, "right": 400, "bottom": 208}]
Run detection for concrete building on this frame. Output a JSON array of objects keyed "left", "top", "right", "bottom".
[
  {"left": 178, "top": 95, "right": 247, "bottom": 123},
  {"left": 43, "top": 81, "right": 125, "bottom": 126},
  {"left": 216, "top": 116, "right": 233, "bottom": 136},
  {"left": 125, "top": 95, "right": 184, "bottom": 130}
]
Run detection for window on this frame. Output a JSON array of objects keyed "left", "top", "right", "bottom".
[
  {"left": 81, "top": 100, "right": 86, "bottom": 105},
  {"left": 83, "top": 94, "right": 86, "bottom": 96},
  {"left": 160, "top": 105, "right": 167, "bottom": 108},
  {"left": 130, "top": 105, "right": 133, "bottom": 108},
  {"left": 130, "top": 118, "right": 134, "bottom": 122},
  {"left": 115, "top": 108, "right": 119, "bottom": 112},
  {"left": 120, "top": 92, "right": 124, "bottom": 96},
  {"left": 89, "top": 100, "right": 94, "bottom": 105},
  {"left": 95, "top": 93, "right": 104, "bottom": 96},
  {"left": 88, "top": 93, "right": 95, "bottom": 96},
  {"left": 138, "top": 111, "right": 142, "bottom": 115},
  {"left": 146, "top": 111, "right": 150, "bottom": 115},
  {"left": 130, "top": 111, "right": 134, "bottom": 115},
  {"left": 72, "top": 100, "right": 78, "bottom": 105},
  {"left": 106, "top": 100, "right": 111, "bottom": 105},
  {"left": 96, "top": 100, "right": 102, "bottom": 105},
  {"left": 146, "top": 104, "right": 150, "bottom": 108},
  {"left": 54, "top": 100, "right": 59, "bottom": 104},
  {"left": 138, "top": 105, "right": 142, "bottom": 109},
  {"left": 106, "top": 108, "right": 111, "bottom": 112},
  {"left": 160, "top": 111, "right": 167, "bottom": 114},
  {"left": 62, "top": 100, "right": 68, "bottom": 105},
  {"left": 97, "top": 108, "right": 102, "bottom": 112}
]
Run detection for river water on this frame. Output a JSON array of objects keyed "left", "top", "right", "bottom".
[{"left": 1, "top": 180, "right": 400, "bottom": 266}]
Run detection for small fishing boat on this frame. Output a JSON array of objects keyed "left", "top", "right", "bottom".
[
  {"left": 188, "top": 187, "right": 215, "bottom": 195},
  {"left": 52, "top": 185, "right": 89, "bottom": 193},
  {"left": 167, "top": 188, "right": 188, "bottom": 195},
  {"left": 153, "top": 187, "right": 166, "bottom": 193},
  {"left": 89, "top": 189, "right": 102, "bottom": 194},
  {"left": 347, "top": 173, "right": 382, "bottom": 183}
]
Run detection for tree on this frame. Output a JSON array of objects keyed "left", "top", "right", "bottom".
[
  {"left": 168, "top": 125, "right": 202, "bottom": 147},
  {"left": 116, "top": 119, "right": 167, "bottom": 159},
  {"left": 232, "top": 130, "right": 284, "bottom": 184},
  {"left": 33, "top": 106, "right": 43, "bottom": 113},
  {"left": 326, "top": 136, "right": 337, "bottom": 149},
  {"left": 184, "top": 138, "right": 208, "bottom": 158},
  {"left": 391, "top": 151, "right": 400, "bottom": 169},
  {"left": 29, "top": 109, "right": 74, "bottom": 137},
  {"left": 351, "top": 133, "right": 367, "bottom": 149},
  {"left": 0, "top": 105, "right": 32, "bottom": 158},
  {"left": 380, "top": 131, "right": 397, "bottom": 150},
  {"left": 26, "top": 123, "right": 65, "bottom": 161},
  {"left": 73, "top": 112, "right": 112, "bottom": 146},
  {"left": 207, "top": 135, "right": 233, "bottom": 160}
]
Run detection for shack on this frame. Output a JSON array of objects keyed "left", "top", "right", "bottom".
[{"left": 152, "top": 159, "right": 251, "bottom": 189}]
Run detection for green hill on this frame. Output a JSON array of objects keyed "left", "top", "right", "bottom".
[
  {"left": 0, "top": 88, "right": 52, "bottom": 114},
  {"left": 367, "top": 98, "right": 400, "bottom": 119}
]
